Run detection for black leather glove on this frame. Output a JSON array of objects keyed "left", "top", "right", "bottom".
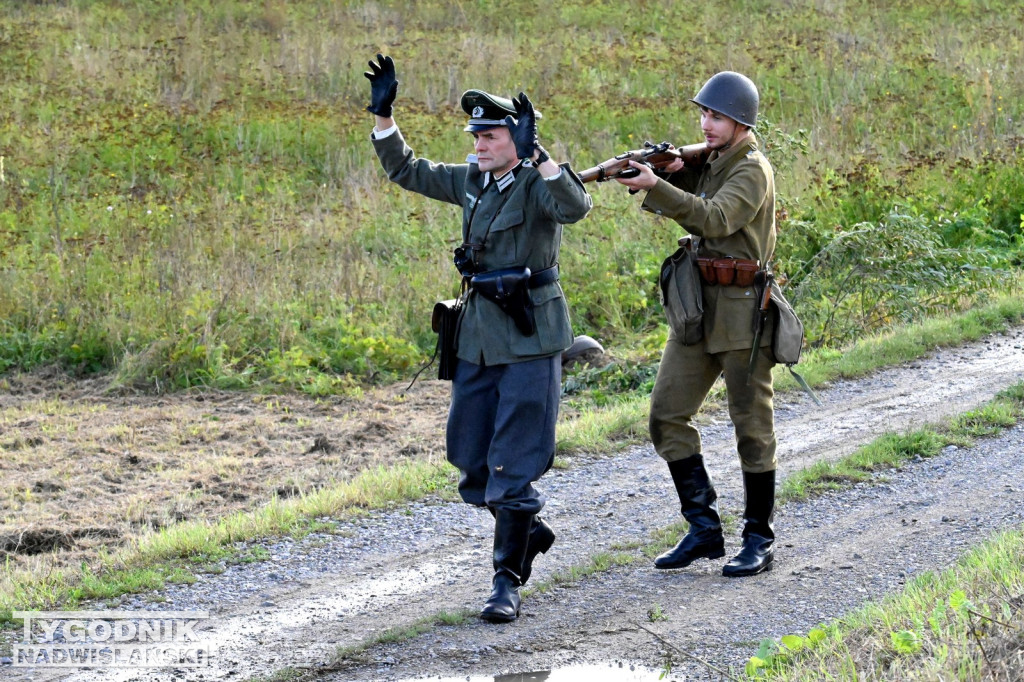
[
  {"left": 504, "top": 92, "right": 547, "bottom": 162},
  {"left": 364, "top": 53, "right": 398, "bottom": 117}
]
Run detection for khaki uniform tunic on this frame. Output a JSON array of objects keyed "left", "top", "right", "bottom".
[{"left": 641, "top": 131, "right": 778, "bottom": 472}]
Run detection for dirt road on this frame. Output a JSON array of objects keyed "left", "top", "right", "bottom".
[{"left": 5, "top": 326, "right": 1024, "bottom": 681}]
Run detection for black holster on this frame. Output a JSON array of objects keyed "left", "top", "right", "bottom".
[{"left": 470, "top": 267, "right": 536, "bottom": 336}]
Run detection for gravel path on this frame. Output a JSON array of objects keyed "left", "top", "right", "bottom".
[{"left": 5, "top": 326, "right": 1024, "bottom": 681}]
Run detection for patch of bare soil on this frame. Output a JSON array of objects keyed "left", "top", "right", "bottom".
[
  {"left": 3, "top": 326, "right": 1024, "bottom": 681},
  {"left": 0, "top": 372, "right": 453, "bottom": 573}
]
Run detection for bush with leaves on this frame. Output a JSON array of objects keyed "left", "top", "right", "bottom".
[{"left": 779, "top": 208, "right": 1005, "bottom": 347}]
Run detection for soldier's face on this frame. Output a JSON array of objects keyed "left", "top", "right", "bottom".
[
  {"left": 700, "top": 107, "right": 747, "bottom": 150},
  {"left": 472, "top": 127, "right": 518, "bottom": 175}
]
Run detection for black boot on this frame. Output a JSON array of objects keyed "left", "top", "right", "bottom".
[
  {"left": 487, "top": 509, "right": 555, "bottom": 586},
  {"left": 654, "top": 455, "right": 725, "bottom": 569},
  {"left": 480, "top": 509, "right": 532, "bottom": 623},
  {"left": 521, "top": 516, "right": 555, "bottom": 585},
  {"left": 723, "top": 470, "right": 776, "bottom": 577}
]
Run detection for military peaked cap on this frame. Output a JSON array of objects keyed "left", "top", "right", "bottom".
[{"left": 461, "top": 89, "right": 542, "bottom": 132}]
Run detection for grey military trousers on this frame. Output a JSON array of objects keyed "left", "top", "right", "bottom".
[
  {"left": 446, "top": 355, "right": 561, "bottom": 514},
  {"left": 649, "top": 340, "right": 778, "bottom": 473}
]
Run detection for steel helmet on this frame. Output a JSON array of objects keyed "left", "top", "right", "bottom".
[
  {"left": 690, "top": 71, "right": 759, "bottom": 128},
  {"left": 561, "top": 335, "right": 605, "bottom": 366}
]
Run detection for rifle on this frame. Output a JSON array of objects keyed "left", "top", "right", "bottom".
[{"left": 578, "top": 141, "right": 709, "bottom": 183}]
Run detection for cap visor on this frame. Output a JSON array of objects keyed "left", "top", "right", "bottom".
[{"left": 464, "top": 122, "right": 508, "bottom": 132}]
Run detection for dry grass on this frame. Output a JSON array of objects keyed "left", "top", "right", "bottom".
[{"left": 0, "top": 368, "right": 452, "bottom": 597}]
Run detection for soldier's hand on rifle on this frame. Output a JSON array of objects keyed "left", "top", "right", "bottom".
[
  {"left": 364, "top": 53, "right": 398, "bottom": 118},
  {"left": 660, "top": 149, "right": 686, "bottom": 174},
  {"left": 505, "top": 92, "right": 548, "bottom": 164},
  {"left": 614, "top": 160, "right": 657, "bottom": 192}
]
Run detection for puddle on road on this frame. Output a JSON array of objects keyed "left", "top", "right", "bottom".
[{"left": 395, "top": 661, "right": 680, "bottom": 681}]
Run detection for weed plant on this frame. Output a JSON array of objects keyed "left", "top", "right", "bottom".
[
  {"left": 0, "top": 1, "right": 1021, "bottom": 392},
  {"left": 746, "top": 530, "right": 1024, "bottom": 680}
]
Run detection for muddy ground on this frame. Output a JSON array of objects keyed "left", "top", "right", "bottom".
[{"left": 2, "top": 325, "right": 1024, "bottom": 681}]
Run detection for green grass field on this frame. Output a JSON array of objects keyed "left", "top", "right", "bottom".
[{"left": 0, "top": 0, "right": 1020, "bottom": 394}]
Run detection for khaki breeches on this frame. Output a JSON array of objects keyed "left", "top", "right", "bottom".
[{"left": 649, "top": 339, "right": 777, "bottom": 473}]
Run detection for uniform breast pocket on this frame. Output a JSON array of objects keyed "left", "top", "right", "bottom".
[{"left": 484, "top": 209, "right": 525, "bottom": 265}]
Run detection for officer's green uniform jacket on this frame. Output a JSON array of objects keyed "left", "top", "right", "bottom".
[
  {"left": 372, "top": 127, "right": 592, "bottom": 365},
  {"left": 642, "top": 131, "right": 776, "bottom": 354}
]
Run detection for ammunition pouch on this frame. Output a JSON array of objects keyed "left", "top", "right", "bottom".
[
  {"left": 470, "top": 265, "right": 558, "bottom": 337},
  {"left": 695, "top": 256, "right": 760, "bottom": 287}
]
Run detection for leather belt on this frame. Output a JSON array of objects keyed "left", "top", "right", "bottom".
[
  {"left": 528, "top": 265, "right": 559, "bottom": 287},
  {"left": 695, "top": 257, "right": 760, "bottom": 287},
  {"left": 470, "top": 265, "right": 559, "bottom": 288}
]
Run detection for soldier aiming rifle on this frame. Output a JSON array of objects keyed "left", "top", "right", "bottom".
[{"left": 607, "top": 71, "right": 783, "bottom": 578}]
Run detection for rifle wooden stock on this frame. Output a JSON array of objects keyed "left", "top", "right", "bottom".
[{"left": 578, "top": 141, "right": 709, "bottom": 183}]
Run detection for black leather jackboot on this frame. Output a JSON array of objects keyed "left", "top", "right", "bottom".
[
  {"left": 521, "top": 516, "right": 555, "bottom": 585},
  {"left": 480, "top": 509, "right": 532, "bottom": 623},
  {"left": 487, "top": 509, "right": 555, "bottom": 586},
  {"left": 723, "top": 469, "right": 776, "bottom": 577},
  {"left": 654, "top": 455, "right": 726, "bottom": 569}
]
